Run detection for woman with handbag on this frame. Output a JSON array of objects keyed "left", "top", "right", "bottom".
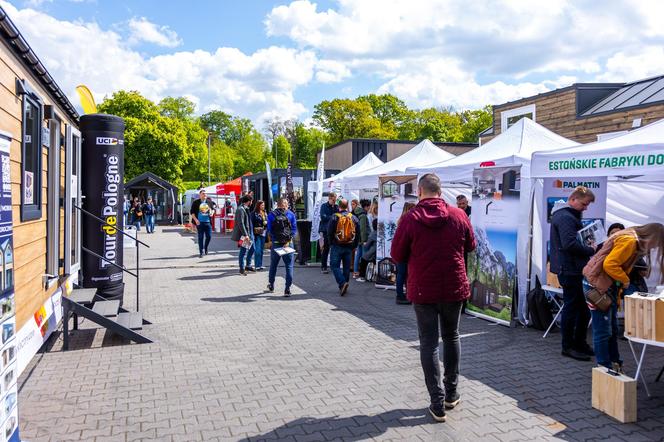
[
  {"left": 583, "top": 223, "right": 664, "bottom": 371},
  {"left": 252, "top": 200, "right": 268, "bottom": 271}
]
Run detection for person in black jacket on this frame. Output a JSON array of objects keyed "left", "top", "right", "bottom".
[
  {"left": 318, "top": 192, "right": 339, "bottom": 274},
  {"left": 550, "top": 186, "right": 596, "bottom": 361}
]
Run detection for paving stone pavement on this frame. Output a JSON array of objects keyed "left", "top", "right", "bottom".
[{"left": 17, "top": 227, "right": 664, "bottom": 442}]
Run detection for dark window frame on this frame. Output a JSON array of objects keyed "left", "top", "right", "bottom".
[{"left": 17, "top": 79, "right": 44, "bottom": 222}]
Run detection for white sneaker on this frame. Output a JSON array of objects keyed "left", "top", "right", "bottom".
[{"left": 357, "top": 277, "right": 366, "bottom": 282}]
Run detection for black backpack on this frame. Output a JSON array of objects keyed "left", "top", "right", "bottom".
[
  {"left": 271, "top": 209, "right": 292, "bottom": 244},
  {"left": 527, "top": 277, "right": 554, "bottom": 331}
]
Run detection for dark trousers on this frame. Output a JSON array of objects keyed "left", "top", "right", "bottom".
[
  {"left": 196, "top": 222, "right": 212, "bottom": 253},
  {"left": 268, "top": 246, "right": 294, "bottom": 290},
  {"left": 330, "top": 245, "right": 352, "bottom": 288},
  {"left": 321, "top": 232, "right": 331, "bottom": 270},
  {"left": 414, "top": 301, "right": 463, "bottom": 407},
  {"left": 558, "top": 274, "right": 590, "bottom": 351},
  {"left": 396, "top": 262, "right": 408, "bottom": 300}
]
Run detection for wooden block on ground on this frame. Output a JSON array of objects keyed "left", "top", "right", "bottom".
[{"left": 591, "top": 366, "right": 637, "bottom": 423}]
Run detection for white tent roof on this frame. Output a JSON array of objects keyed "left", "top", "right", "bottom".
[
  {"left": 323, "top": 152, "right": 384, "bottom": 183},
  {"left": 342, "top": 139, "right": 456, "bottom": 189},
  {"left": 531, "top": 118, "right": 664, "bottom": 178},
  {"left": 408, "top": 118, "right": 577, "bottom": 181}
]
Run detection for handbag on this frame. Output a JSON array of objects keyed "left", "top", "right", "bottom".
[
  {"left": 254, "top": 226, "right": 264, "bottom": 235},
  {"left": 585, "top": 287, "right": 613, "bottom": 312}
]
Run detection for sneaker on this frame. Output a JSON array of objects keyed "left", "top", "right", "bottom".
[
  {"left": 239, "top": 269, "right": 247, "bottom": 276},
  {"left": 561, "top": 348, "right": 591, "bottom": 361},
  {"left": 284, "top": 288, "right": 291, "bottom": 297},
  {"left": 444, "top": 392, "right": 461, "bottom": 410},
  {"left": 340, "top": 282, "right": 349, "bottom": 296},
  {"left": 246, "top": 267, "right": 256, "bottom": 273},
  {"left": 611, "top": 361, "right": 624, "bottom": 374},
  {"left": 428, "top": 404, "right": 446, "bottom": 423},
  {"left": 322, "top": 268, "right": 330, "bottom": 274},
  {"left": 396, "top": 298, "right": 412, "bottom": 305},
  {"left": 199, "top": 252, "right": 204, "bottom": 258},
  {"left": 204, "top": 249, "right": 209, "bottom": 255},
  {"left": 577, "top": 344, "right": 595, "bottom": 356},
  {"left": 357, "top": 277, "right": 366, "bottom": 282},
  {"left": 266, "top": 283, "right": 274, "bottom": 293}
]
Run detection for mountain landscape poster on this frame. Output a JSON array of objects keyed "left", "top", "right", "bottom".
[{"left": 467, "top": 166, "right": 521, "bottom": 324}]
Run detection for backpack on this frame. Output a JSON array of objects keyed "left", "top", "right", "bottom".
[
  {"left": 271, "top": 209, "right": 292, "bottom": 244},
  {"left": 526, "top": 277, "right": 553, "bottom": 331},
  {"left": 334, "top": 213, "right": 356, "bottom": 245}
]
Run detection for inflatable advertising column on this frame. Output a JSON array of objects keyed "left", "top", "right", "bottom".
[{"left": 80, "top": 114, "right": 125, "bottom": 301}]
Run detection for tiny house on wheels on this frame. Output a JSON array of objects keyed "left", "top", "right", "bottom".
[{"left": 0, "top": 7, "right": 82, "bottom": 374}]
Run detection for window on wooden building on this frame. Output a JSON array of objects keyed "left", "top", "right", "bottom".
[
  {"left": 19, "top": 83, "right": 43, "bottom": 222},
  {"left": 500, "top": 104, "right": 536, "bottom": 132}
]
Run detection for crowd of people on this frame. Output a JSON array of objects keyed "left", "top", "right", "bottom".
[
  {"left": 126, "top": 195, "right": 158, "bottom": 233},
  {"left": 185, "top": 179, "right": 663, "bottom": 424}
]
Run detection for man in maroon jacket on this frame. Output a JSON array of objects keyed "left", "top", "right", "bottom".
[{"left": 391, "top": 173, "right": 476, "bottom": 423}]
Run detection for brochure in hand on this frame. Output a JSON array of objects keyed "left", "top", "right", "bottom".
[
  {"left": 241, "top": 236, "right": 253, "bottom": 249},
  {"left": 275, "top": 246, "right": 296, "bottom": 256},
  {"left": 577, "top": 220, "right": 607, "bottom": 248}
]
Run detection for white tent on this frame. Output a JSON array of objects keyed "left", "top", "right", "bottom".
[
  {"left": 341, "top": 139, "right": 456, "bottom": 190},
  {"left": 306, "top": 152, "right": 384, "bottom": 220},
  {"left": 531, "top": 118, "right": 664, "bottom": 290},
  {"left": 531, "top": 118, "right": 664, "bottom": 179},
  {"left": 408, "top": 118, "right": 578, "bottom": 324},
  {"left": 410, "top": 117, "right": 578, "bottom": 181}
]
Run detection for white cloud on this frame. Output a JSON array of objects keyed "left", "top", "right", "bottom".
[
  {"left": 267, "top": 0, "right": 664, "bottom": 108},
  {"left": 314, "top": 59, "right": 351, "bottom": 83},
  {"left": 0, "top": 1, "right": 316, "bottom": 122},
  {"left": 127, "top": 16, "right": 182, "bottom": 48}
]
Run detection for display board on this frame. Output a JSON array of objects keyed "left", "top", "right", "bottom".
[
  {"left": 467, "top": 166, "right": 521, "bottom": 325},
  {"left": 0, "top": 135, "right": 19, "bottom": 442},
  {"left": 540, "top": 177, "right": 607, "bottom": 286},
  {"left": 376, "top": 175, "right": 418, "bottom": 287}
]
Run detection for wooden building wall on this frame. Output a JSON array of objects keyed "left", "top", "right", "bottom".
[
  {"left": 483, "top": 88, "right": 664, "bottom": 144},
  {"left": 318, "top": 141, "right": 351, "bottom": 170},
  {"left": 0, "top": 40, "right": 76, "bottom": 329}
]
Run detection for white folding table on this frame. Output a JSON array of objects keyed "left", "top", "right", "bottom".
[
  {"left": 625, "top": 335, "right": 664, "bottom": 398},
  {"left": 542, "top": 285, "right": 564, "bottom": 339}
]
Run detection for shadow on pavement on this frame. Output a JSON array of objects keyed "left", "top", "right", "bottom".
[{"left": 236, "top": 409, "right": 460, "bottom": 442}]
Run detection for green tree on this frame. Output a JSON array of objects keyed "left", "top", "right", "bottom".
[
  {"left": 458, "top": 106, "right": 493, "bottom": 143},
  {"left": 313, "top": 98, "right": 390, "bottom": 144},
  {"left": 98, "top": 90, "right": 191, "bottom": 187},
  {"left": 292, "top": 123, "right": 328, "bottom": 168},
  {"left": 357, "top": 94, "right": 413, "bottom": 138},
  {"left": 270, "top": 135, "right": 291, "bottom": 168},
  {"left": 412, "top": 107, "right": 463, "bottom": 142},
  {"left": 158, "top": 96, "right": 196, "bottom": 120}
]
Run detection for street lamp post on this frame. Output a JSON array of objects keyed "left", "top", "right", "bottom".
[{"left": 207, "top": 133, "right": 211, "bottom": 186}]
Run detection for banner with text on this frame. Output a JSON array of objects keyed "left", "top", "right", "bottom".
[{"left": 467, "top": 166, "right": 521, "bottom": 325}]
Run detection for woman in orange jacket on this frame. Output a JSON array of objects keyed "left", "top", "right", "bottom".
[{"left": 591, "top": 223, "right": 664, "bottom": 370}]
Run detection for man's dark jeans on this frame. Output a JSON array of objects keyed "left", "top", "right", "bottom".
[
  {"left": 396, "top": 262, "right": 408, "bottom": 300},
  {"left": 413, "top": 301, "right": 463, "bottom": 407},
  {"left": 197, "top": 222, "right": 212, "bottom": 253},
  {"left": 320, "top": 232, "right": 331, "bottom": 270},
  {"left": 268, "top": 246, "right": 294, "bottom": 290},
  {"left": 558, "top": 274, "right": 590, "bottom": 351},
  {"left": 330, "top": 245, "right": 352, "bottom": 287}
]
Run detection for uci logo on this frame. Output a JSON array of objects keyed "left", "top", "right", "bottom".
[{"left": 96, "top": 137, "right": 123, "bottom": 146}]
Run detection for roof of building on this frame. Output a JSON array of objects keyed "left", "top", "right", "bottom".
[
  {"left": 325, "top": 138, "right": 478, "bottom": 151},
  {"left": 125, "top": 172, "right": 178, "bottom": 191},
  {"left": 0, "top": 7, "right": 79, "bottom": 123},
  {"left": 579, "top": 74, "right": 664, "bottom": 117}
]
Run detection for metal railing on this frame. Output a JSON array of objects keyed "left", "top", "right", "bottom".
[{"left": 74, "top": 204, "right": 150, "bottom": 312}]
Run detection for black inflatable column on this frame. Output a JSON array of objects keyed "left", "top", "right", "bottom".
[{"left": 80, "top": 114, "right": 125, "bottom": 301}]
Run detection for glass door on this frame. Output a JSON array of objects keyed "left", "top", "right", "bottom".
[{"left": 64, "top": 126, "right": 81, "bottom": 279}]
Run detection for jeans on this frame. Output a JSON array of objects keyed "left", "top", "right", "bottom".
[
  {"left": 396, "top": 262, "right": 408, "bottom": 300},
  {"left": 145, "top": 214, "right": 155, "bottom": 233},
  {"left": 197, "top": 222, "right": 212, "bottom": 254},
  {"left": 558, "top": 274, "right": 590, "bottom": 351},
  {"left": 321, "top": 232, "right": 331, "bottom": 270},
  {"left": 254, "top": 235, "right": 265, "bottom": 268},
  {"left": 354, "top": 244, "right": 363, "bottom": 273},
  {"left": 414, "top": 301, "right": 463, "bottom": 406},
  {"left": 591, "top": 297, "right": 621, "bottom": 369},
  {"left": 238, "top": 234, "right": 255, "bottom": 270},
  {"left": 133, "top": 220, "right": 141, "bottom": 231},
  {"left": 268, "top": 246, "right": 294, "bottom": 290},
  {"left": 330, "top": 245, "right": 352, "bottom": 288}
]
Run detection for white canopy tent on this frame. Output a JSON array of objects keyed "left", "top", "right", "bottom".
[
  {"left": 306, "top": 152, "right": 384, "bottom": 220},
  {"left": 341, "top": 139, "right": 456, "bottom": 190},
  {"left": 531, "top": 118, "right": 664, "bottom": 290},
  {"left": 408, "top": 118, "right": 579, "bottom": 324}
]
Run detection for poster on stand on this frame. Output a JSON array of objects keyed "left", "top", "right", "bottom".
[
  {"left": 376, "top": 175, "right": 418, "bottom": 287},
  {"left": 467, "top": 166, "right": 521, "bottom": 325},
  {"left": 541, "top": 177, "right": 607, "bottom": 286},
  {"left": 0, "top": 135, "right": 19, "bottom": 442}
]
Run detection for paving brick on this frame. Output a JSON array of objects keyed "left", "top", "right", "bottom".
[{"left": 16, "top": 231, "right": 664, "bottom": 442}]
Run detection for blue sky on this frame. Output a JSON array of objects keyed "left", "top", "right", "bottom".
[{"left": 4, "top": 0, "right": 664, "bottom": 125}]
